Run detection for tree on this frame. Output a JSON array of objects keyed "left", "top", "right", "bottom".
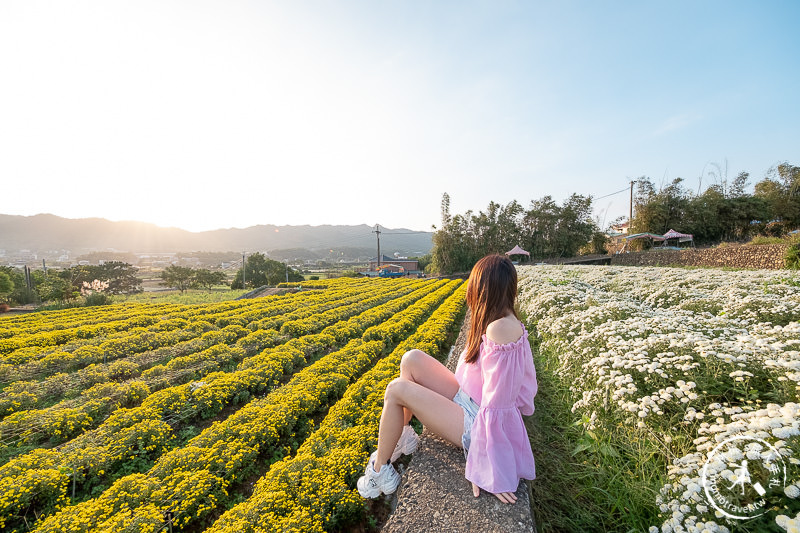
[
  {"left": 160, "top": 265, "right": 196, "bottom": 292},
  {"left": 0, "top": 272, "right": 13, "bottom": 300},
  {"left": 230, "top": 253, "right": 303, "bottom": 289},
  {"left": 754, "top": 162, "right": 800, "bottom": 228},
  {"left": 62, "top": 262, "right": 142, "bottom": 295},
  {"left": 92, "top": 262, "right": 142, "bottom": 294},
  {"left": 36, "top": 274, "right": 73, "bottom": 303},
  {"left": 412, "top": 254, "right": 432, "bottom": 272},
  {"left": 429, "top": 194, "right": 599, "bottom": 273},
  {"left": 194, "top": 269, "right": 226, "bottom": 291},
  {"left": 440, "top": 192, "right": 451, "bottom": 227},
  {"left": 0, "top": 267, "right": 35, "bottom": 305}
]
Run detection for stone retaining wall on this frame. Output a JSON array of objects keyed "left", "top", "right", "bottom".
[{"left": 609, "top": 243, "right": 791, "bottom": 270}]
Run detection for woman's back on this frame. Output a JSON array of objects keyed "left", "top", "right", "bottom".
[{"left": 485, "top": 314, "right": 523, "bottom": 346}]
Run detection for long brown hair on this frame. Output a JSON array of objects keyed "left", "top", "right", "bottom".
[{"left": 463, "top": 254, "right": 518, "bottom": 364}]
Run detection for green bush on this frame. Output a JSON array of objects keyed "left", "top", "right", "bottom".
[
  {"left": 749, "top": 235, "right": 785, "bottom": 245},
  {"left": 786, "top": 244, "right": 800, "bottom": 270},
  {"left": 84, "top": 292, "right": 113, "bottom": 306}
]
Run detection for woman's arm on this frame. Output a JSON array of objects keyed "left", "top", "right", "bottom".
[{"left": 517, "top": 340, "right": 537, "bottom": 416}]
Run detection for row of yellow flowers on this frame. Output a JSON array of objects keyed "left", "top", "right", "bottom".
[
  {"left": 0, "top": 280, "right": 359, "bottom": 370},
  {"left": 0, "top": 280, "right": 402, "bottom": 422},
  {"left": 209, "top": 281, "right": 468, "bottom": 533},
  {"left": 0, "top": 321, "right": 226, "bottom": 419},
  {"left": 0, "top": 279, "right": 439, "bottom": 531},
  {"left": 29, "top": 280, "right": 459, "bottom": 532},
  {"left": 0, "top": 325, "right": 264, "bottom": 456},
  {"left": 0, "top": 277, "right": 362, "bottom": 344},
  {"left": 0, "top": 281, "right": 419, "bottom": 462},
  {"left": 0, "top": 296, "right": 253, "bottom": 355},
  {"left": 0, "top": 301, "right": 185, "bottom": 339}
]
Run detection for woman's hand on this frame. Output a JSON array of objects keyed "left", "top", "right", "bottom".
[{"left": 471, "top": 482, "right": 518, "bottom": 504}]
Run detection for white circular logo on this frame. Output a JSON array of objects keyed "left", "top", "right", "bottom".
[{"left": 701, "top": 435, "right": 787, "bottom": 520}]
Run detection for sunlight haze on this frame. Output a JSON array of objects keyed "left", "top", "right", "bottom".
[{"left": 1, "top": 1, "right": 798, "bottom": 232}]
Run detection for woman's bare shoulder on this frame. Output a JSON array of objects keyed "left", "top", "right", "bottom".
[{"left": 485, "top": 315, "right": 523, "bottom": 346}]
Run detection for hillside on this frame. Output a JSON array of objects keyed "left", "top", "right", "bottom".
[{"left": 0, "top": 214, "right": 433, "bottom": 257}]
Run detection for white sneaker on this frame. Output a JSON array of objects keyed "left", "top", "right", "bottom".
[
  {"left": 368, "top": 425, "right": 420, "bottom": 465},
  {"left": 393, "top": 424, "right": 419, "bottom": 461},
  {"left": 357, "top": 456, "right": 401, "bottom": 498}
]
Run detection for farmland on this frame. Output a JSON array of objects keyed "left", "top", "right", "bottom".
[
  {"left": 0, "top": 277, "right": 466, "bottom": 532},
  {"left": 5, "top": 264, "right": 800, "bottom": 533},
  {"left": 518, "top": 265, "right": 800, "bottom": 533}
]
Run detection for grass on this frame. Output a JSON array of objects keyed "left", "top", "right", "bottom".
[
  {"left": 525, "top": 330, "right": 666, "bottom": 533},
  {"left": 113, "top": 287, "right": 249, "bottom": 304},
  {"left": 748, "top": 233, "right": 800, "bottom": 246}
]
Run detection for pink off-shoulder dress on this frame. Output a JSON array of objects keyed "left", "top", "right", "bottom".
[{"left": 454, "top": 321, "right": 538, "bottom": 494}]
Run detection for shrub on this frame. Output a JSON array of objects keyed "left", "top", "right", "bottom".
[
  {"left": 749, "top": 235, "right": 785, "bottom": 245},
  {"left": 84, "top": 292, "right": 113, "bottom": 306},
  {"left": 786, "top": 244, "right": 800, "bottom": 269}
]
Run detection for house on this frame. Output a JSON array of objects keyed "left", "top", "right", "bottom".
[
  {"left": 605, "top": 222, "right": 631, "bottom": 254},
  {"left": 368, "top": 254, "right": 419, "bottom": 272},
  {"left": 610, "top": 222, "right": 629, "bottom": 234}
]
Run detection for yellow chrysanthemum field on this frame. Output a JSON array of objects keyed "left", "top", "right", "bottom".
[
  {"left": 4, "top": 265, "right": 798, "bottom": 533},
  {"left": 0, "top": 277, "right": 466, "bottom": 532}
]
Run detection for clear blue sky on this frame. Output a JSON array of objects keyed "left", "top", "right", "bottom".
[{"left": 1, "top": 1, "right": 798, "bottom": 232}]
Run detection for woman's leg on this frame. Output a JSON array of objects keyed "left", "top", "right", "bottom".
[
  {"left": 374, "top": 349, "right": 462, "bottom": 470},
  {"left": 397, "top": 348, "right": 460, "bottom": 423}
]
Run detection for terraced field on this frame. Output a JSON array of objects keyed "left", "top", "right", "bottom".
[{"left": 0, "top": 277, "right": 467, "bottom": 532}]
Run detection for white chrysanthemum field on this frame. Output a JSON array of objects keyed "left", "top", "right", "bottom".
[{"left": 518, "top": 265, "right": 800, "bottom": 533}]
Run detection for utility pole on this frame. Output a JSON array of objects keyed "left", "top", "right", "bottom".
[
  {"left": 629, "top": 180, "right": 635, "bottom": 232},
  {"left": 42, "top": 259, "right": 47, "bottom": 274},
  {"left": 373, "top": 224, "right": 381, "bottom": 271},
  {"left": 285, "top": 261, "right": 288, "bottom": 283},
  {"left": 242, "top": 252, "right": 246, "bottom": 288}
]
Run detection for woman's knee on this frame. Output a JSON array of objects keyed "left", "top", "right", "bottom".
[
  {"left": 384, "top": 377, "right": 410, "bottom": 404},
  {"left": 400, "top": 349, "right": 427, "bottom": 376}
]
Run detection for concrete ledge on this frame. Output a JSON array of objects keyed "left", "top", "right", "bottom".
[
  {"left": 381, "top": 310, "right": 536, "bottom": 533},
  {"left": 382, "top": 429, "right": 534, "bottom": 533}
]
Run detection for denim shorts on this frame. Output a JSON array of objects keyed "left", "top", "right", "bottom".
[{"left": 453, "top": 388, "right": 479, "bottom": 459}]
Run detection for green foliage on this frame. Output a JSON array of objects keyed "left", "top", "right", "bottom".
[
  {"left": 160, "top": 266, "right": 226, "bottom": 292},
  {"left": 36, "top": 274, "right": 75, "bottom": 303},
  {"left": 786, "top": 244, "right": 800, "bottom": 270},
  {"left": 412, "top": 253, "right": 432, "bottom": 272},
  {"left": 62, "top": 262, "right": 143, "bottom": 295},
  {"left": 579, "top": 231, "right": 608, "bottom": 255},
  {"left": 527, "top": 341, "right": 665, "bottom": 532},
  {"left": 84, "top": 291, "right": 113, "bottom": 306},
  {"left": 631, "top": 161, "right": 799, "bottom": 245},
  {"left": 230, "top": 253, "right": 303, "bottom": 289},
  {"left": 115, "top": 289, "right": 249, "bottom": 304},
  {"left": 431, "top": 193, "right": 597, "bottom": 273},
  {"left": 0, "top": 266, "right": 36, "bottom": 305},
  {"left": 160, "top": 265, "right": 195, "bottom": 292},
  {"left": 193, "top": 269, "right": 226, "bottom": 290},
  {"left": 0, "top": 272, "right": 13, "bottom": 298}
]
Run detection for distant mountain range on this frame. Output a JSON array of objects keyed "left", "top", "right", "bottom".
[{"left": 0, "top": 214, "right": 433, "bottom": 258}]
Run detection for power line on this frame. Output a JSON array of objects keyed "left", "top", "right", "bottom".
[{"left": 593, "top": 186, "right": 630, "bottom": 201}]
